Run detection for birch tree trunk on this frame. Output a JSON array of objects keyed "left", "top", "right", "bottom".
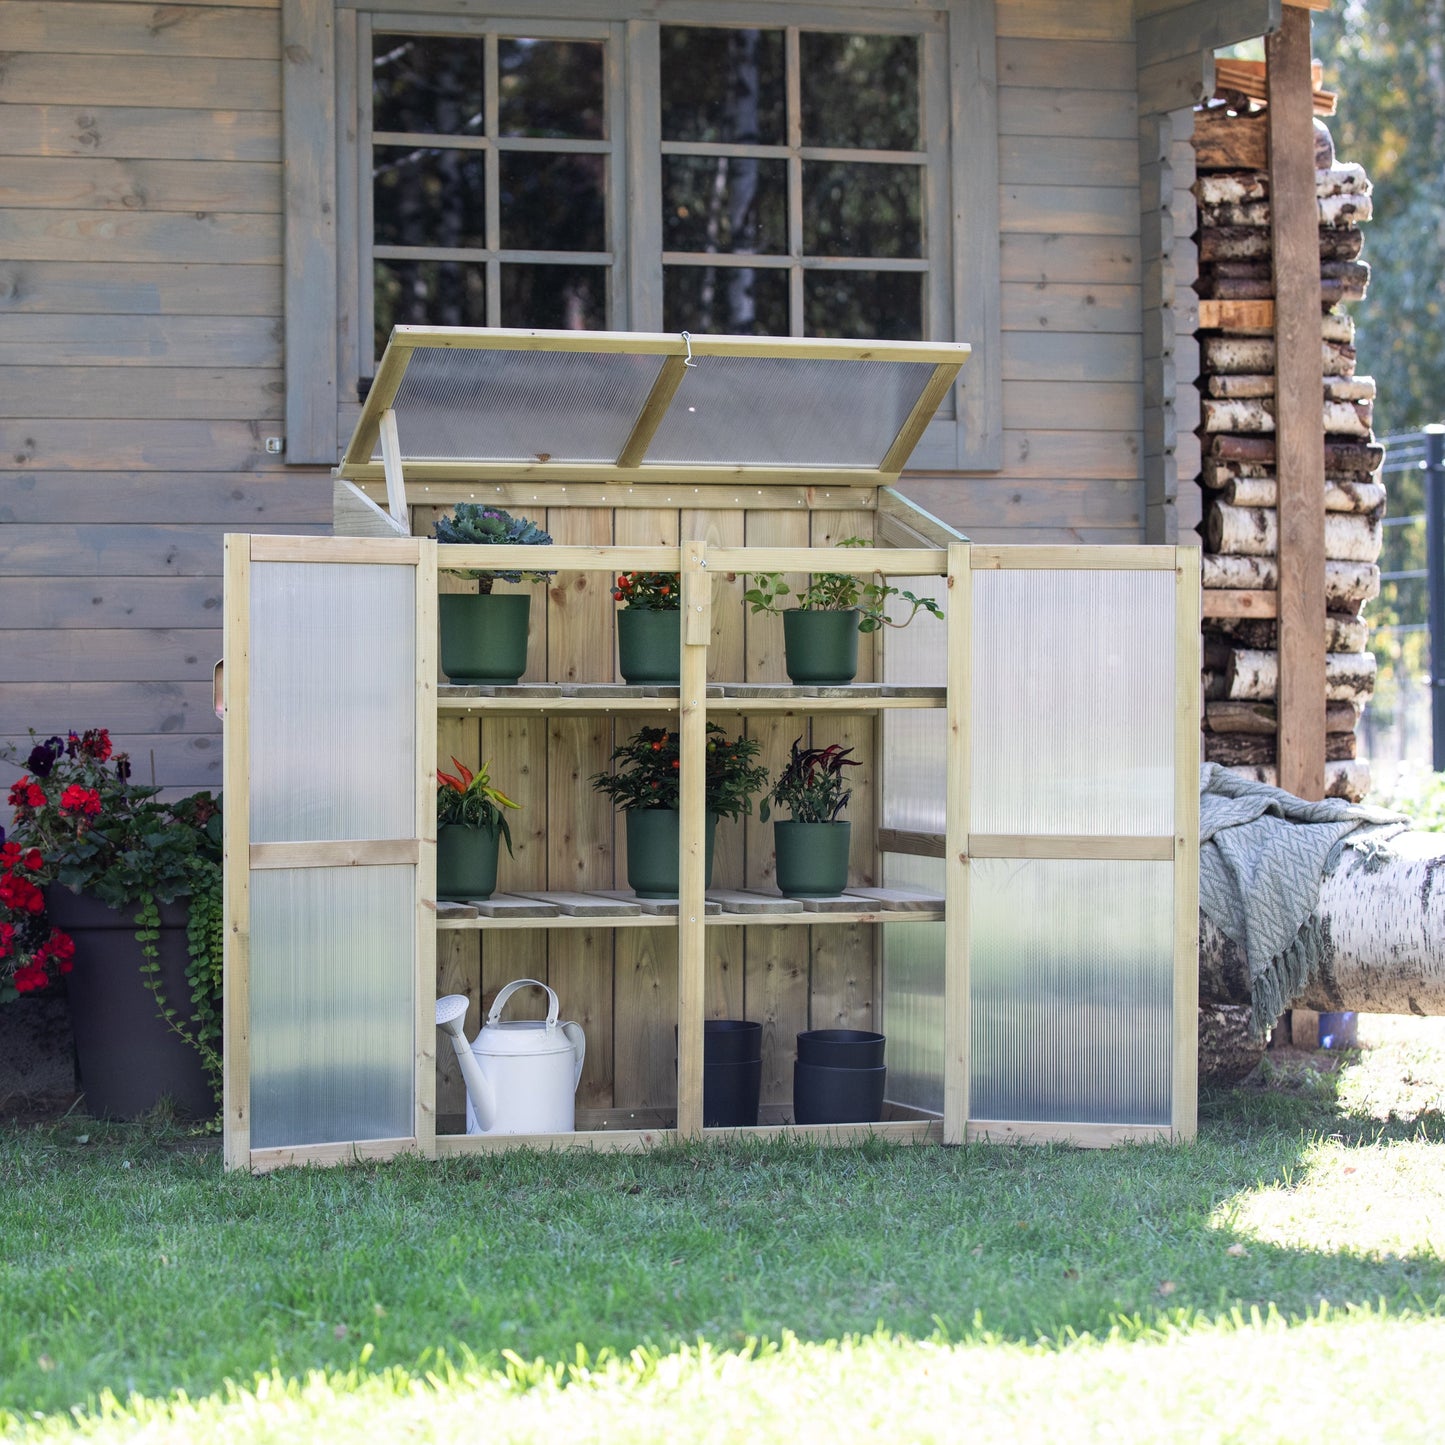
[{"left": 1198, "top": 830, "right": 1445, "bottom": 1017}]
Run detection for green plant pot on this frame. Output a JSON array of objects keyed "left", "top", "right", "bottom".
[
  {"left": 439, "top": 592, "right": 531, "bottom": 685},
  {"left": 617, "top": 607, "right": 682, "bottom": 684},
  {"left": 774, "top": 819, "right": 851, "bottom": 898},
  {"left": 437, "top": 822, "right": 503, "bottom": 901},
  {"left": 782, "top": 608, "right": 860, "bottom": 685},
  {"left": 625, "top": 809, "right": 718, "bottom": 899}
]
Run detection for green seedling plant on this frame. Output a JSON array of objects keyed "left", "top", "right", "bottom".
[{"left": 742, "top": 536, "right": 944, "bottom": 633}]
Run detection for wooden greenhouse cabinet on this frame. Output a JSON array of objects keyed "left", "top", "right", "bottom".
[{"left": 222, "top": 329, "right": 1200, "bottom": 1172}]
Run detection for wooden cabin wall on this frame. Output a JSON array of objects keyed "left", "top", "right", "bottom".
[
  {"left": 416, "top": 497, "right": 900, "bottom": 1128},
  {"left": 899, "top": 0, "right": 1146, "bottom": 544},
  {"left": 0, "top": 0, "right": 330, "bottom": 793}
]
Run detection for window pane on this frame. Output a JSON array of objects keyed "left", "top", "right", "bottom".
[
  {"left": 499, "top": 152, "right": 605, "bottom": 252},
  {"left": 663, "top": 156, "right": 786, "bottom": 255},
  {"left": 500, "top": 264, "right": 607, "bottom": 328},
  {"left": 373, "top": 145, "right": 484, "bottom": 249},
  {"left": 373, "top": 33, "right": 483, "bottom": 137},
  {"left": 660, "top": 27, "right": 785, "bottom": 144},
  {"left": 664, "top": 265, "right": 788, "bottom": 335},
  {"left": 804, "top": 271, "right": 922, "bottom": 339},
  {"left": 375, "top": 259, "right": 486, "bottom": 354},
  {"left": 801, "top": 32, "right": 919, "bottom": 150},
  {"left": 499, "top": 37, "right": 604, "bottom": 139},
  {"left": 804, "top": 162, "right": 921, "bottom": 258}
]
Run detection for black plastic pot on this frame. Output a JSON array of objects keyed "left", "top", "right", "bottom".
[
  {"left": 692, "top": 1019, "right": 762, "bottom": 1127},
  {"left": 796, "top": 1028, "right": 885, "bottom": 1069},
  {"left": 45, "top": 889, "right": 214, "bottom": 1121},
  {"left": 793, "top": 1060, "right": 886, "bottom": 1126}
]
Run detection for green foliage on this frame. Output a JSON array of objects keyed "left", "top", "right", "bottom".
[
  {"left": 1366, "top": 761, "right": 1445, "bottom": 831},
  {"left": 432, "top": 505, "right": 554, "bottom": 589},
  {"left": 436, "top": 757, "right": 520, "bottom": 854},
  {"left": 1314, "top": 3, "right": 1445, "bottom": 437},
  {"left": 590, "top": 723, "right": 768, "bottom": 821},
  {"left": 743, "top": 537, "right": 944, "bottom": 633},
  {"left": 761, "top": 737, "right": 862, "bottom": 823}
]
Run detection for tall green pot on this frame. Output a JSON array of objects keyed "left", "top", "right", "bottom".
[
  {"left": 437, "top": 823, "right": 503, "bottom": 901},
  {"left": 782, "top": 608, "right": 860, "bottom": 685},
  {"left": 439, "top": 592, "right": 531, "bottom": 685},
  {"left": 625, "top": 809, "right": 718, "bottom": 899},
  {"left": 774, "top": 820, "right": 851, "bottom": 898},
  {"left": 617, "top": 607, "right": 682, "bottom": 684}
]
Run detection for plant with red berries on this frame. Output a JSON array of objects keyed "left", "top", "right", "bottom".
[
  {"left": 612, "top": 571, "right": 680, "bottom": 611},
  {"left": 590, "top": 723, "right": 767, "bottom": 821}
]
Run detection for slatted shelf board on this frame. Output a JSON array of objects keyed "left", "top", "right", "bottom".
[
  {"left": 437, "top": 684, "right": 947, "bottom": 714},
  {"left": 435, "top": 887, "right": 945, "bottom": 929}
]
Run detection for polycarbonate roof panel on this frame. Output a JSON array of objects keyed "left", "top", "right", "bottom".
[
  {"left": 647, "top": 355, "right": 928, "bottom": 469},
  {"left": 375, "top": 346, "right": 667, "bottom": 463},
  {"left": 338, "top": 328, "right": 970, "bottom": 480}
]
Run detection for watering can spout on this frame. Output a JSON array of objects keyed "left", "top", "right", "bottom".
[{"left": 435, "top": 994, "right": 496, "bottom": 1131}]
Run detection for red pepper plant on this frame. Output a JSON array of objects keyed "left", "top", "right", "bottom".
[
  {"left": 760, "top": 737, "right": 863, "bottom": 824},
  {"left": 1, "top": 729, "right": 224, "bottom": 1103},
  {"left": 612, "top": 571, "right": 681, "bottom": 610},
  {"left": 436, "top": 756, "right": 521, "bottom": 853},
  {"left": 590, "top": 723, "right": 768, "bottom": 821}
]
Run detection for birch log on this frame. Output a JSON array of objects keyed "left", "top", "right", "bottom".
[
  {"left": 1205, "top": 504, "right": 1382, "bottom": 563},
  {"left": 1223, "top": 647, "right": 1376, "bottom": 703},
  {"left": 1218, "top": 477, "right": 1386, "bottom": 514},
  {"left": 1199, "top": 831, "right": 1445, "bottom": 1016},
  {"left": 1193, "top": 163, "right": 1371, "bottom": 205},
  {"left": 1201, "top": 553, "right": 1381, "bottom": 605},
  {"left": 1205, "top": 699, "right": 1362, "bottom": 735},
  {"left": 1202, "top": 731, "right": 1356, "bottom": 765},
  {"left": 1200, "top": 396, "right": 1372, "bottom": 436},
  {"left": 1219, "top": 760, "right": 1371, "bottom": 801}
]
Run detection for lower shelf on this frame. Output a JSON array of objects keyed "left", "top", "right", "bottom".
[{"left": 436, "top": 885, "right": 943, "bottom": 928}]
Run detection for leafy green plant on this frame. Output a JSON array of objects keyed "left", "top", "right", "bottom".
[
  {"left": 436, "top": 756, "right": 521, "bottom": 853},
  {"left": 590, "top": 723, "right": 768, "bottom": 821},
  {"left": 760, "top": 737, "right": 862, "bottom": 824},
  {"left": 742, "top": 536, "right": 943, "bottom": 633},
  {"left": 612, "top": 571, "right": 680, "bottom": 610},
  {"left": 432, "top": 504, "right": 554, "bottom": 589},
  {"left": 1, "top": 729, "right": 223, "bottom": 1101}
]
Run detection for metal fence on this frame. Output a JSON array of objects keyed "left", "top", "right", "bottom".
[{"left": 1361, "top": 424, "right": 1445, "bottom": 779}]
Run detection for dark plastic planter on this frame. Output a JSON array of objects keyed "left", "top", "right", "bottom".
[
  {"left": 617, "top": 607, "right": 681, "bottom": 684},
  {"left": 793, "top": 1060, "right": 886, "bottom": 1126},
  {"left": 781, "top": 608, "right": 860, "bottom": 685},
  {"left": 774, "top": 820, "right": 851, "bottom": 898},
  {"left": 675, "top": 1020, "right": 762, "bottom": 1127},
  {"left": 439, "top": 592, "right": 531, "bottom": 685},
  {"left": 45, "top": 889, "right": 214, "bottom": 1121},
  {"left": 436, "top": 822, "right": 503, "bottom": 901},
  {"left": 796, "top": 1028, "right": 885, "bottom": 1069},
  {"left": 625, "top": 809, "right": 718, "bottom": 899}
]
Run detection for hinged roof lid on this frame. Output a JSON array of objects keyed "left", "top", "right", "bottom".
[{"left": 337, "top": 328, "right": 969, "bottom": 488}]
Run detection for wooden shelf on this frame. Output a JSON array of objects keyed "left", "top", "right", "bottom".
[
  {"left": 436, "top": 886, "right": 944, "bottom": 930},
  {"left": 437, "top": 682, "right": 946, "bottom": 713}
]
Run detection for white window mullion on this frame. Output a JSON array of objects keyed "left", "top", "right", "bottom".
[
  {"left": 484, "top": 31, "right": 501, "bottom": 327},
  {"left": 785, "top": 25, "right": 803, "bottom": 336}
]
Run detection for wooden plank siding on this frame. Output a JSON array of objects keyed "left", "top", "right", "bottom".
[
  {"left": 0, "top": 0, "right": 332, "bottom": 798},
  {"left": 899, "top": 3, "right": 1146, "bottom": 541}
]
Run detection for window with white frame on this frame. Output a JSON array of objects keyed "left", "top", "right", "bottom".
[{"left": 283, "top": 1, "right": 1000, "bottom": 469}]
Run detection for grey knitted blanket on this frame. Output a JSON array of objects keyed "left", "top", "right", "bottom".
[{"left": 1198, "top": 762, "right": 1407, "bottom": 1038}]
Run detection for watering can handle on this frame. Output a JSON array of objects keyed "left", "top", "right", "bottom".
[
  {"left": 487, "top": 978, "right": 559, "bottom": 1029},
  {"left": 562, "top": 1020, "right": 586, "bottom": 1089}
]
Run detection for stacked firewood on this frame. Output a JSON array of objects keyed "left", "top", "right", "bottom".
[{"left": 1193, "top": 100, "right": 1382, "bottom": 802}]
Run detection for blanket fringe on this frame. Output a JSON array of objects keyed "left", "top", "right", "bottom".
[{"left": 1250, "top": 913, "right": 1325, "bottom": 1041}]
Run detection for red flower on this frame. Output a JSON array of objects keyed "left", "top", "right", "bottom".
[
  {"left": 0, "top": 872, "right": 43, "bottom": 914},
  {"left": 81, "top": 729, "right": 112, "bottom": 762},
  {"left": 0, "top": 922, "right": 13, "bottom": 959},
  {"left": 12, "top": 961, "right": 49, "bottom": 994},
  {"left": 7, "top": 779, "right": 44, "bottom": 810},
  {"left": 22, "top": 849, "right": 42, "bottom": 873},
  {"left": 60, "top": 785, "right": 102, "bottom": 817},
  {"left": 46, "top": 929, "right": 75, "bottom": 964}
]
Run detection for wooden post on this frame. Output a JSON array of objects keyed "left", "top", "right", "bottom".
[{"left": 1267, "top": 6, "right": 1327, "bottom": 799}]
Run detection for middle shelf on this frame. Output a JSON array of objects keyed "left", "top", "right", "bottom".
[{"left": 438, "top": 683, "right": 947, "bottom": 714}]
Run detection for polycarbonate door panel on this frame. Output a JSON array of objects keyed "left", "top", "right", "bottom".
[
  {"left": 881, "top": 576, "right": 947, "bottom": 834},
  {"left": 969, "top": 569, "right": 1176, "bottom": 837},
  {"left": 249, "top": 866, "right": 416, "bottom": 1148},
  {"left": 968, "top": 858, "right": 1173, "bottom": 1127},
  {"left": 249, "top": 562, "right": 416, "bottom": 843},
  {"left": 881, "top": 853, "right": 945, "bottom": 1114}
]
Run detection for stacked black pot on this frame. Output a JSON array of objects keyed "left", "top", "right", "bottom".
[
  {"left": 793, "top": 1029, "right": 886, "bottom": 1125},
  {"left": 701, "top": 1019, "right": 762, "bottom": 1128}
]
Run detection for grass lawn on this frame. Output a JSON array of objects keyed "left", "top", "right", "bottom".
[{"left": 2, "top": 1015, "right": 1442, "bottom": 1442}]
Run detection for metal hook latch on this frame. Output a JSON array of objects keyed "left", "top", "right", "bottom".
[{"left": 681, "top": 331, "right": 698, "bottom": 368}]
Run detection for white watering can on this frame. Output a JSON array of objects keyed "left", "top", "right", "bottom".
[{"left": 436, "top": 980, "right": 585, "bottom": 1136}]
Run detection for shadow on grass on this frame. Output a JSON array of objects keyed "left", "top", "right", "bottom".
[{"left": 2, "top": 1051, "right": 1443, "bottom": 1422}]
